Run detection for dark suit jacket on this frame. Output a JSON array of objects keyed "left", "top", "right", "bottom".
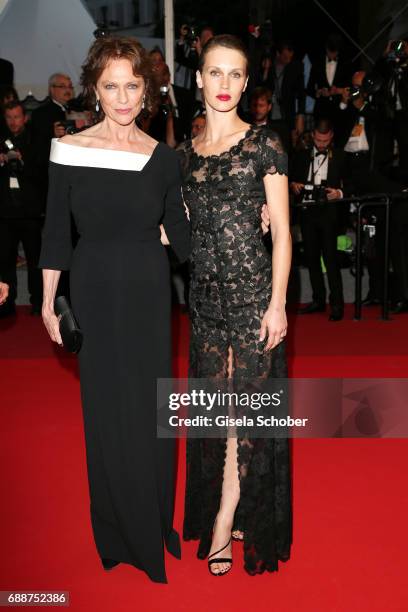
[
  {"left": 0, "top": 58, "right": 14, "bottom": 86},
  {"left": 290, "top": 147, "right": 347, "bottom": 224},
  {"left": 30, "top": 99, "right": 66, "bottom": 192},
  {"left": 259, "top": 59, "right": 305, "bottom": 129},
  {"left": 290, "top": 147, "right": 346, "bottom": 190},
  {"left": 307, "top": 55, "right": 351, "bottom": 118},
  {"left": 148, "top": 84, "right": 190, "bottom": 145},
  {"left": 0, "top": 124, "right": 43, "bottom": 218},
  {"left": 172, "top": 84, "right": 194, "bottom": 142},
  {"left": 334, "top": 101, "right": 377, "bottom": 151},
  {"left": 375, "top": 56, "right": 408, "bottom": 117},
  {"left": 334, "top": 100, "right": 402, "bottom": 192}
]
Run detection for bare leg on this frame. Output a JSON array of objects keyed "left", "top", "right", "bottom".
[{"left": 208, "top": 347, "right": 240, "bottom": 574}]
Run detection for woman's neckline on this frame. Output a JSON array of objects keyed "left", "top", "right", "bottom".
[
  {"left": 189, "top": 125, "right": 254, "bottom": 160},
  {"left": 53, "top": 137, "right": 161, "bottom": 158}
]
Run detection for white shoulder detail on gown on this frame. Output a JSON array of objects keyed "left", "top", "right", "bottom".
[{"left": 50, "top": 138, "right": 152, "bottom": 171}]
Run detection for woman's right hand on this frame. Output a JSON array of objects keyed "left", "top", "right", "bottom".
[
  {"left": 0, "top": 282, "right": 9, "bottom": 304},
  {"left": 290, "top": 182, "right": 304, "bottom": 196},
  {"left": 42, "top": 304, "right": 63, "bottom": 345}
]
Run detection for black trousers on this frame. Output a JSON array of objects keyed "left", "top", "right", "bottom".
[
  {"left": 344, "top": 152, "right": 402, "bottom": 300},
  {"left": 390, "top": 198, "right": 408, "bottom": 302},
  {"left": 394, "top": 111, "right": 408, "bottom": 184},
  {"left": 300, "top": 206, "right": 344, "bottom": 308},
  {"left": 0, "top": 217, "right": 43, "bottom": 306},
  {"left": 377, "top": 112, "right": 408, "bottom": 184}
]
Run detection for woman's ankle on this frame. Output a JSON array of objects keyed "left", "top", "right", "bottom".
[{"left": 215, "top": 511, "right": 234, "bottom": 531}]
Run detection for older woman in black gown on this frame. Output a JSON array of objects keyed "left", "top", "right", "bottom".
[{"left": 40, "top": 37, "right": 190, "bottom": 583}]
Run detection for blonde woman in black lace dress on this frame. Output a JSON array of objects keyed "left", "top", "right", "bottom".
[{"left": 177, "top": 35, "right": 292, "bottom": 576}]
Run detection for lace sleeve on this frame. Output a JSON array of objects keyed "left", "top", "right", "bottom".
[{"left": 260, "top": 129, "right": 288, "bottom": 177}]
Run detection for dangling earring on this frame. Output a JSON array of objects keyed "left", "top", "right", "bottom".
[
  {"left": 95, "top": 98, "right": 100, "bottom": 112},
  {"left": 141, "top": 94, "right": 146, "bottom": 110}
]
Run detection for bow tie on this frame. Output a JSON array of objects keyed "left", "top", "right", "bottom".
[
  {"left": 327, "top": 58, "right": 337, "bottom": 63},
  {"left": 315, "top": 150, "right": 326, "bottom": 157}
]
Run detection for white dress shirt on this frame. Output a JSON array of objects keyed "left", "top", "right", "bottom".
[
  {"left": 344, "top": 115, "right": 369, "bottom": 153},
  {"left": 325, "top": 57, "right": 337, "bottom": 87},
  {"left": 307, "top": 147, "right": 329, "bottom": 184}
]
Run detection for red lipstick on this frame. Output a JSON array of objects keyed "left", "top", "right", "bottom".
[{"left": 216, "top": 94, "right": 231, "bottom": 101}]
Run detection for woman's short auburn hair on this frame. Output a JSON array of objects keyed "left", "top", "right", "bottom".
[{"left": 80, "top": 36, "right": 157, "bottom": 116}]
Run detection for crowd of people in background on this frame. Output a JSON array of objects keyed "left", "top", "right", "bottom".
[{"left": 1, "top": 27, "right": 408, "bottom": 321}]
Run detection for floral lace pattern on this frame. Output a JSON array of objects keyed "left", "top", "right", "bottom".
[{"left": 178, "top": 126, "right": 292, "bottom": 574}]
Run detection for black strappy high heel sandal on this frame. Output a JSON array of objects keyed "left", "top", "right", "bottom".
[{"left": 207, "top": 537, "right": 233, "bottom": 576}]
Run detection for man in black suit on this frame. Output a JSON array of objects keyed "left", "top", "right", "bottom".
[
  {"left": 335, "top": 70, "right": 403, "bottom": 307},
  {"left": 334, "top": 70, "right": 395, "bottom": 188},
  {"left": 30, "top": 73, "right": 75, "bottom": 301},
  {"left": 307, "top": 33, "right": 351, "bottom": 121},
  {"left": 0, "top": 58, "right": 14, "bottom": 86},
  {"left": 145, "top": 62, "right": 187, "bottom": 147},
  {"left": 246, "top": 86, "right": 291, "bottom": 152},
  {"left": 258, "top": 40, "right": 305, "bottom": 142},
  {"left": 291, "top": 118, "right": 346, "bottom": 321},
  {"left": 30, "top": 72, "right": 74, "bottom": 189},
  {"left": 375, "top": 39, "right": 408, "bottom": 184},
  {"left": 0, "top": 101, "right": 43, "bottom": 317}
]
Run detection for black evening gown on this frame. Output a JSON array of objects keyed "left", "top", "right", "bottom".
[
  {"left": 178, "top": 125, "right": 292, "bottom": 575},
  {"left": 39, "top": 139, "right": 190, "bottom": 583}
]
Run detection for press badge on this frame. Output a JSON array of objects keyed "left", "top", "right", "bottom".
[{"left": 9, "top": 177, "right": 19, "bottom": 189}]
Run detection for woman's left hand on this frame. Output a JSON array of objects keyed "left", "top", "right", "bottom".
[
  {"left": 259, "top": 306, "right": 287, "bottom": 351},
  {"left": 261, "top": 203, "right": 270, "bottom": 235},
  {"left": 160, "top": 224, "right": 170, "bottom": 245}
]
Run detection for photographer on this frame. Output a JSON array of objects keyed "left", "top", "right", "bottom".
[
  {"left": 175, "top": 24, "right": 214, "bottom": 87},
  {"left": 0, "top": 85, "right": 18, "bottom": 139},
  {"left": 0, "top": 101, "right": 43, "bottom": 318},
  {"left": 30, "top": 73, "right": 75, "bottom": 188},
  {"left": 291, "top": 118, "right": 345, "bottom": 321},
  {"left": 335, "top": 70, "right": 398, "bottom": 190},
  {"left": 246, "top": 86, "right": 291, "bottom": 152},
  {"left": 146, "top": 62, "right": 185, "bottom": 147},
  {"left": 174, "top": 25, "right": 214, "bottom": 121},
  {"left": 336, "top": 70, "right": 403, "bottom": 306},
  {"left": 257, "top": 40, "right": 305, "bottom": 147},
  {"left": 375, "top": 39, "right": 408, "bottom": 183},
  {"left": 307, "top": 33, "right": 351, "bottom": 121}
]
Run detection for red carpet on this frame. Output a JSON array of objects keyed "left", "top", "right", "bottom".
[{"left": 1, "top": 306, "right": 407, "bottom": 611}]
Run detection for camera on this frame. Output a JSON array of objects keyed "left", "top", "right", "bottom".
[
  {"left": 349, "top": 84, "right": 362, "bottom": 99},
  {"left": 348, "top": 72, "right": 384, "bottom": 101},
  {"left": 301, "top": 181, "right": 328, "bottom": 205},
  {"left": 388, "top": 40, "right": 407, "bottom": 62},
  {"left": 184, "top": 25, "right": 198, "bottom": 47},
  {"left": 159, "top": 85, "right": 171, "bottom": 118},
  {"left": 59, "top": 119, "right": 78, "bottom": 135},
  {"left": 3, "top": 139, "right": 23, "bottom": 174}
]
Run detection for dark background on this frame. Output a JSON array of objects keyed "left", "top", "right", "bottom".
[{"left": 172, "top": 0, "right": 406, "bottom": 69}]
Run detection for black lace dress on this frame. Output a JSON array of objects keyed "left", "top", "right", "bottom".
[{"left": 177, "top": 125, "right": 292, "bottom": 575}]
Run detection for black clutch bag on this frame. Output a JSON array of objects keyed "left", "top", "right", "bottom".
[{"left": 54, "top": 296, "right": 83, "bottom": 354}]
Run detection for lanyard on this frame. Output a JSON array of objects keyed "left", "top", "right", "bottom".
[{"left": 311, "top": 152, "right": 327, "bottom": 181}]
